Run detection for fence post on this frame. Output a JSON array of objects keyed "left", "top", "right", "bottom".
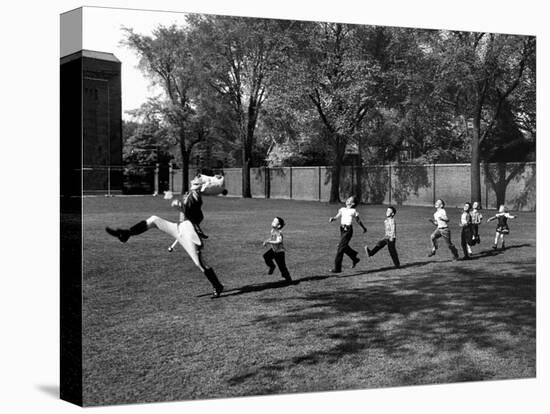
[
  {"left": 265, "top": 166, "right": 270, "bottom": 199},
  {"left": 318, "top": 166, "right": 322, "bottom": 201},
  {"left": 107, "top": 166, "right": 111, "bottom": 197},
  {"left": 289, "top": 166, "right": 293, "bottom": 199},
  {"left": 169, "top": 163, "right": 174, "bottom": 192}
]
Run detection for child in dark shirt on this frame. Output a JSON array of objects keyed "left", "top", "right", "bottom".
[{"left": 262, "top": 216, "right": 292, "bottom": 283}]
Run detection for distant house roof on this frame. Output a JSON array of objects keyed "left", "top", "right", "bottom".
[{"left": 60, "top": 49, "right": 121, "bottom": 65}]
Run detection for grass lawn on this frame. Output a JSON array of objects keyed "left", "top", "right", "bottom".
[{"left": 81, "top": 196, "right": 536, "bottom": 406}]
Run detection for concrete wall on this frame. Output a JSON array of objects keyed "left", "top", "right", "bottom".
[{"left": 168, "top": 162, "right": 536, "bottom": 211}]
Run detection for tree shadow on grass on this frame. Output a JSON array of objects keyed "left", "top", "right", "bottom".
[{"left": 227, "top": 258, "right": 536, "bottom": 387}]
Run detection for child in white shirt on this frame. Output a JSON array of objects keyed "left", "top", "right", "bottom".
[
  {"left": 329, "top": 196, "right": 367, "bottom": 273},
  {"left": 428, "top": 199, "right": 459, "bottom": 260}
]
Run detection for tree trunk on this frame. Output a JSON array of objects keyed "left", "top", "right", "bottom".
[
  {"left": 355, "top": 154, "right": 363, "bottom": 203},
  {"left": 180, "top": 153, "right": 190, "bottom": 194},
  {"left": 241, "top": 109, "right": 258, "bottom": 198},
  {"left": 471, "top": 109, "right": 482, "bottom": 204},
  {"left": 329, "top": 139, "right": 346, "bottom": 203},
  {"left": 180, "top": 143, "right": 190, "bottom": 194},
  {"left": 330, "top": 161, "right": 341, "bottom": 203},
  {"left": 242, "top": 141, "right": 252, "bottom": 198}
]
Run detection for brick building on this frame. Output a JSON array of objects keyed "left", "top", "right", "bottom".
[{"left": 60, "top": 50, "right": 122, "bottom": 195}]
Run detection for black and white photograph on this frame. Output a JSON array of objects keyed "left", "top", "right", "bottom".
[
  {"left": 58, "top": 3, "right": 540, "bottom": 407},
  {"left": 3, "top": 0, "right": 548, "bottom": 413}
]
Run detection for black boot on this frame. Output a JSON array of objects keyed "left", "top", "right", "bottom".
[
  {"left": 106, "top": 227, "right": 130, "bottom": 243},
  {"left": 129, "top": 220, "right": 148, "bottom": 236},
  {"left": 204, "top": 268, "right": 224, "bottom": 298},
  {"left": 106, "top": 220, "right": 148, "bottom": 243}
]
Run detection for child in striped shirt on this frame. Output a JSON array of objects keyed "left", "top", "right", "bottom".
[
  {"left": 365, "top": 206, "right": 400, "bottom": 268},
  {"left": 459, "top": 202, "right": 473, "bottom": 260},
  {"left": 470, "top": 201, "right": 483, "bottom": 245}
]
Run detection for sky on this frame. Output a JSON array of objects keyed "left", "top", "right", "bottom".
[{"left": 81, "top": 7, "right": 190, "bottom": 118}]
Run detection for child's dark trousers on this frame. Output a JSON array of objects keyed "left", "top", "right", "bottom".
[
  {"left": 369, "top": 238, "right": 400, "bottom": 267},
  {"left": 334, "top": 225, "right": 358, "bottom": 271},
  {"left": 263, "top": 250, "right": 291, "bottom": 281}
]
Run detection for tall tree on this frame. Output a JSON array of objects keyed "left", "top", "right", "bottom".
[
  {"left": 431, "top": 31, "right": 535, "bottom": 203},
  {"left": 286, "top": 22, "right": 382, "bottom": 202},
  {"left": 122, "top": 25, "right": 205, "bottom": 193},
  {"left": 187, "top": 15, "right": 293, "bottom": 197},
  {"left": 482, "top": 98, "right": 535, "bottom": 207}
]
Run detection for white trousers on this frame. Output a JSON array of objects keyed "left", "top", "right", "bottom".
[{"left": 145, "top": 216, "right": 209, "bottom": 272}]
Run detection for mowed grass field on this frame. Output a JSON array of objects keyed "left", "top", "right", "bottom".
[{"left": 81, "top": 196, "right": 536, "bottom": 406}]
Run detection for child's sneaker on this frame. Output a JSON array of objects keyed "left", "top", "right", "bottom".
[
  {"left": 267, "top": 265, "right": 276, "bottom": 275},
  {"left": 352, "top": 256, "right": 360, "bottom": 268},
  {"left": 428, "top": 249, "right": 436, "bottom": 257},
  {"left": 501, "top": 243, "right": 506, "bottom": 251},
  {"left": 492, "top": 244, "right": 497, "bottom": 250}
]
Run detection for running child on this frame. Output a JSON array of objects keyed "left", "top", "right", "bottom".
[
  {"left": 471, "top": 201, "right": 483, "bottom": 245},
  {"left": 329, "top": 196, "right": 367, "bottom": 273},
  {"left": 364, "top": 206, "right": 400, "bottom": 268},
  {"left": 262, "top": 217, "right": 292, "bottom": 283},
  {"left": 487, "top": 205, "right": 517, "bottom": 250},
  {"left": 459, "top": 202, "right": 473, "bottom": 260},
  {"left": 428, "top": 199, "right": 459, "bottom": 260}
]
